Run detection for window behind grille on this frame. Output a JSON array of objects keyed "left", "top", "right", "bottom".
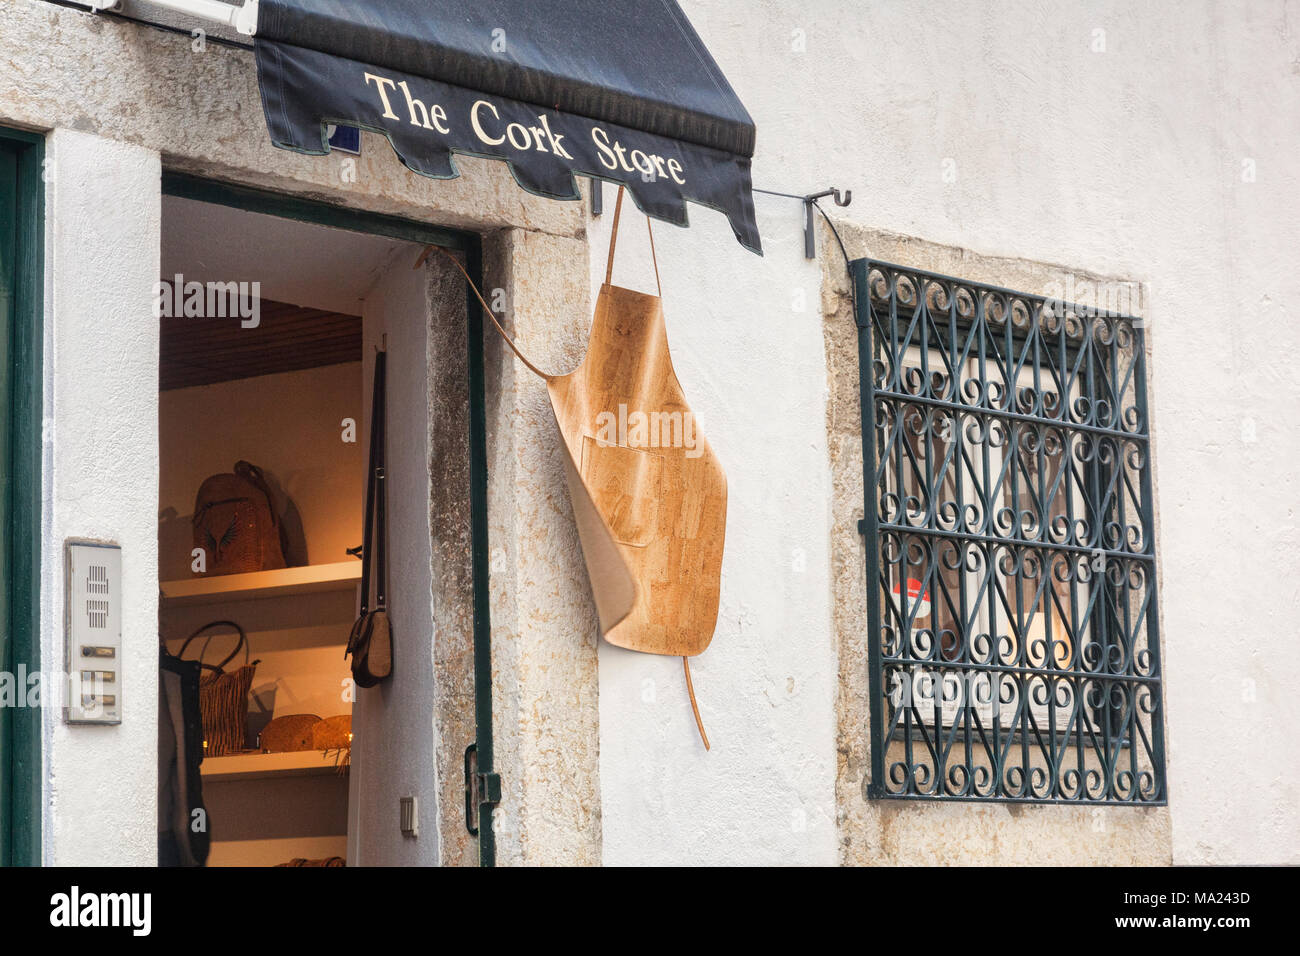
[{"left": 852, "top": 259, "right": 1166, "bottom": 805}]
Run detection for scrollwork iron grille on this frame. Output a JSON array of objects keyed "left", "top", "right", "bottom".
[{"left": 852, "top": 258, "right": 1166, "bottom": 805}]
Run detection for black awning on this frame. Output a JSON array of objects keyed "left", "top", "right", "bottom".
[{"left": 253, "top": 0, "right": 761, "bottom": 253}]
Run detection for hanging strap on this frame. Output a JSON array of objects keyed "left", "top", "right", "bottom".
[
  {"left": 417, "top": 185, "right": 663, "bottom": 382},
  {"left": 178, "top": 620, "right": 250, "bottom": 675},
  {"left": 683, "top": 657, "right": 710, "bottom": 751},
  {"left": 372, "top": 349, "right": 388, "bottom": 611},
  {"left": 428, "top": 248, "right": 554, "bottom": 380},
  {"left": 356, "top": 350, "right": 386, "bottom": 619},
  {"left": 604, "top": 186, "right": 662, "bottom": 296},
  {"left": 233, "top": 460, "right": 280, "bottom": 529}
]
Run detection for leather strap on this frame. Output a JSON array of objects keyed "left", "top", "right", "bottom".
[
  {"left": 429, "top": 247, "right": 554, "bottom": 380},
  {"left": 178, "top": 620, "right": 249, "bottom": 674},
  {"left": 418, "top": 184, "right": 664, "bottom": 384},
  {"left": 234, "top": 460, "right": 280, "bottom": 529},
  {"left": 604, "top": 186, "right": 662, "bottom": 296},
  {"left": 683, "top": 656, "right": 710, "bottom": 751},
  {"left": 373, "top": 350, "right": 387, "bottom": 609},
  {"left": 357, "top": 351, "right": 386, "bottom": 616}
]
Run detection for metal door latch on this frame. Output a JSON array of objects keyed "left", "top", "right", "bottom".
[{"left": 464, "top": 743, "right": 502, "bottom": 836}]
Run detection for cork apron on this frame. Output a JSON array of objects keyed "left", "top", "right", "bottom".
[{"left": 422, "top": 188, "right": 725, "bottom": 748}]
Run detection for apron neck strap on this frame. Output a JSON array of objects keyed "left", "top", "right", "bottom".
[{"left": 604, "top": 186, "right": 662, "bottom": 297}]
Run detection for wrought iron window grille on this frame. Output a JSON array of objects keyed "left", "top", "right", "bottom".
[{"left": 852, "top": 258, "right": 1166, "bottom": 805}]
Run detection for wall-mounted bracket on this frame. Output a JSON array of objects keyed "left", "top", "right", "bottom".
[{"left": 804, "top": 187, "right": 851, "bottom": 260}]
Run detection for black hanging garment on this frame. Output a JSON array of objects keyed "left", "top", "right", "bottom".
[
  {"left": 158, "top": 646, "right": 211, "bottom": 866},
  {"left": 346, "top": 349, "right": 392, "bottom": 687}
]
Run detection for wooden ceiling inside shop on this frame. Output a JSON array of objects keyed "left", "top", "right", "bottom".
[{"left": 159, "top": 298, "right": 362, "bottom": 391}]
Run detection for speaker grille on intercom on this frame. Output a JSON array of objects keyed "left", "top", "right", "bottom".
[
  {"left": 86, "top": 600, "right": 108, "bottom": 628},
  {"left": 87, "top": 563, "right": 109, "bottom": 594},
  {"left": 86, "top": 564, "right": 109, "bottom": 627}
]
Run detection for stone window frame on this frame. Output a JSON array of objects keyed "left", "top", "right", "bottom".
[{"left": 821, "top": 223, "right": 1172, "bottom": 864}]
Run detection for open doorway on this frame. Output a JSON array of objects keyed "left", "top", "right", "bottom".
[{"left": 154, "top": 181, "right": 494, "bottom": 866}]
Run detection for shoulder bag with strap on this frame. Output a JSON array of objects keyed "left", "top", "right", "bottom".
[
  {"left": 177, "top": 620, "right": 261, "bottom": 757},
  {"left": 346, "top": 348, "right": 392, "bottom": 688}
]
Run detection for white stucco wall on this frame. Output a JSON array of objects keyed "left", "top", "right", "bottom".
[
  {"left": 587, "top": 0, "right": 1299, "bottom": 865},
  {"left": 41, "top": 128, "right": 161, "bottom": 865}
]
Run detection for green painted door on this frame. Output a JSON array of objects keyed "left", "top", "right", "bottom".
[{"left": 0, "top": 127, "right": 43, "bottom": 867}]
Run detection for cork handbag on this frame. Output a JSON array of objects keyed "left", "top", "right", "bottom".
[
  {"left": 420, "top": 187, "right": 725, "bottom": 748},
  {"left": 178, "top": 620, "right": 260, "bottom": 757}
]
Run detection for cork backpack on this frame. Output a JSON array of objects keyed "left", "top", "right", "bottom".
[{"left": 191, "top": 460, "right": 287, "bottom": 576}]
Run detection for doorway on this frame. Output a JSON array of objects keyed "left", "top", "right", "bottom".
[{"left": 155, "top": 175, "right": 496, "bottom": 866}]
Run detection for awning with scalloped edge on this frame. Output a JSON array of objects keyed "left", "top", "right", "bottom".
[{"left": 253, "top": 0, "right": 761, "bottom": 253}]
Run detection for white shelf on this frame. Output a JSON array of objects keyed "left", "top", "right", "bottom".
[
  {"left": 160, "top": 561, "right": 361, "bottom": 606},
  {"left": 201, "top": 749, "right": 349, "bottom": 782}
]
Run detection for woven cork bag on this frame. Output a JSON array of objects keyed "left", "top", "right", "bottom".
[
  {"left": 179, "top": 620, "right": 260, "bottom": 757},
  {"left": 191, "top": 460, "right": 287, "bottom": 576}
]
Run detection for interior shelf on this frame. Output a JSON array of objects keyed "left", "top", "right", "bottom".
[
  {"left": 160, "top": 561, "right": 361, "bottom": 606},
  {"left": 201, "top": 749, "right": 349, "bottom": 782}
]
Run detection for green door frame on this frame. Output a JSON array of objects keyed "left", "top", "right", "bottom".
[
  {"left": 1, "top": 126, "right": 44, "bottom": 868},
  {"left": 160, "top": 172, "right": 499, "bottom": 866}
]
